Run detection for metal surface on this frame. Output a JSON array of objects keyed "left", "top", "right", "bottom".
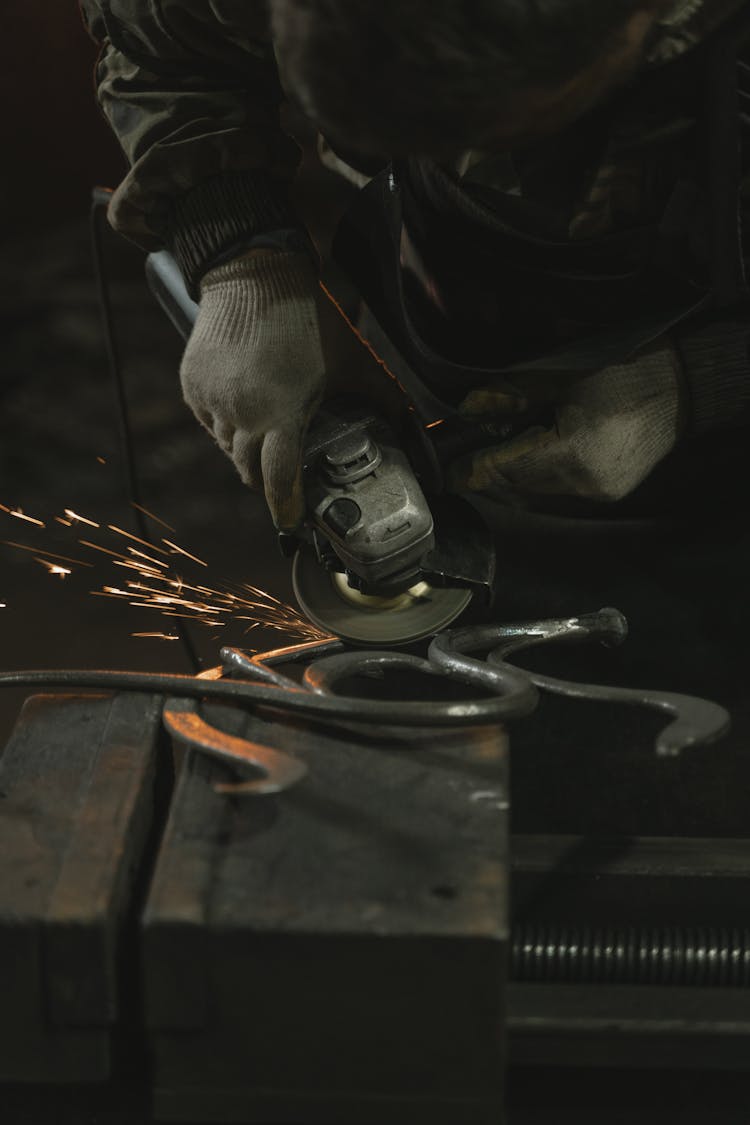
[{"left": 162, "top": 699, "right": 308, "bottom": 795}]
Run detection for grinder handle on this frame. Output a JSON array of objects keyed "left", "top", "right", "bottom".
[{"left": 145, "top": 250, "right": 199, "bottom": 342}]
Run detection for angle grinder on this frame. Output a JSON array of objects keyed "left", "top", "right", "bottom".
[
  {"left": 284, "top": 397, "right": 501, "bottom": 644},
  {"left": 146, "top": 250, "right": 503, "bottom": 645}
]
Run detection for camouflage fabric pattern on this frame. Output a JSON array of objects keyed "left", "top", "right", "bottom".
[
  {"left": 79, "top": 0, "right": 301, "bottom": 249},
  {"left": 79, "top": 0, "right": 746, "bottom": 252}
]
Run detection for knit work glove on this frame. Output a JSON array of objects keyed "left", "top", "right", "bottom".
[
  {"left": 180, "top": 250, "right": 327, "bottom": 531},
  {"left": 447, "top": 342, "right": 685, "bottom": 503}
]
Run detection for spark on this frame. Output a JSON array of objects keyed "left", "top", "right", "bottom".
[
  {"left": 79, "top": 539, "right": 129, "bottom": 560},
  {"left": 112, "top": 559, "right": 166, "bottom": 577},
  {"left": 162, "top": 539, "right": 207, "bottom": 567},
  {"left": 96, "top": 456, "right": 107, "bottom": 465},
  {"left": 125, "top": 580, "right": 224, "bottom": 608},
  {"left": 2, "top": 541, "right": 93, "bottom": 567},
  {"left": 160, "top": 610, "right": 210, "bottom": 620},
  {"left": 35, "top": 559, "right": 71, "bottom": 578},
  {"left": 243, "top": 583, "right": 282, "bottom": 605},
  {"left": 127, "top": 547, "right": 169, "bottom": 569},
  {"left": 131, "top": 631, "right": 180, "bottom": 640},
  {"left": 425, "top": 418, "right": 446, "bottom": 429},
  {"left": 64, "top": 509, "right": 100, "bottom": 528},
  {"left": 8, "top": 509, "right": 45, "bottom": 528},
  {"left": 1, "top": 499, "right": 331, "bottom": 645},
  {"left": 122, "top": 582, "right": 227, "bottom": 614},
  {"left": 108, "top": 525, "right": 168, "bottom": 555},
  {"left": 131, "top": 502, "right": 176, "bottom": 532},
  {"left": 320, "top": 280, "right": 412, "bottom": 402}
]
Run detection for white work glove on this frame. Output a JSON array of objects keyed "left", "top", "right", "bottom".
[
  {"left": 180, "top": 249, "right": 326, "bottom": 530},
  {"left": 447, "top": 341, "right": 685, "bottom": 503},
  {"left": 181, "top": 249, "right": 408, "bottom": 530}
]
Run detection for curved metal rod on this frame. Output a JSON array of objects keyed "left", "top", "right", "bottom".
[
  {"left": 481, "top": 609, "right": 730, "bottom": 757},
  {"left": 163, "top": 698, "right": 307, "bottom": 794},
  {"left": 433, "top": 609, "right": 629, "bottom": 662},
  {"left": 0, "top": 608, "right": 728, "bottom": 790},
  {"left": 220, "top": 639, "right": 344, "bottom": 690},
  {"left": 426, "top": 612, "right": 621, "bottom": 721},
  {"left": 487, "top": 656, "right": 730, "bottom": 758},
  {"left": 221, "top": 648, "right": 303, "bottom": 691},
  {"left": 304, "top": 649, "right": 539, "bottom": 718},
  {"left": 0, "top": 661, "right": 535, "bottom": 727}
]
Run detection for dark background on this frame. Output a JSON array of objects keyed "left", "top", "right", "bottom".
[
  {"left": 3, "top": 4, "right": 750, "bottom": 1124},
  {"left": 0, "top": 1, "right": 356, "bottom": 752}
]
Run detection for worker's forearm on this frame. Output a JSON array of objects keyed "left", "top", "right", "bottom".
[{"left": 79, "top": 0, "right": 305, "bottom": 287}]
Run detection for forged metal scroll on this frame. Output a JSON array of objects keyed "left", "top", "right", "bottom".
[{"left": 0, "top": 609, "right": 730, "bottom": 794}]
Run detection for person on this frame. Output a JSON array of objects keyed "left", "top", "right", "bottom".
[{"left": 79, "top": 0, "right": 750, "bottom": 534}]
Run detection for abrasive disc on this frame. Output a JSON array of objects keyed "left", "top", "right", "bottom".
[{"left": 292, "top": 546, "right": 472, "bottom": 646}]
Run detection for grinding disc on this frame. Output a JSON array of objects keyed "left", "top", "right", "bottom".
[{"left": 292, "top": 545, "right": 472, "bottom": 646}]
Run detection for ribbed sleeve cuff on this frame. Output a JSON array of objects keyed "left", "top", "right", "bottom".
[
  {"left": 165, "top": 171, "right": 316, "bottom": 296},
  {"left": 678, "top": 321, "right": 750, "bottom": 433}
]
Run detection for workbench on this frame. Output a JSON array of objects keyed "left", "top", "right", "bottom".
[
  {"left": 0, "top": 689, "right": 508, "bottom": 1124},
  {"left": 3, "top": 666, "right": 750, "bottom": 1125}
]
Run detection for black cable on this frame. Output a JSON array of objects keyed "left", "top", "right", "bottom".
[{"left": 90, "top": 188, "right": 202, "bottom": 672}]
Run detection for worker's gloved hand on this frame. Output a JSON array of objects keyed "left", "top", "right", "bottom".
[
  {"left": 180, "top": 249, "right": 403, "bottom": 530},
  {"left": 447, "top": 342, "right": 686, "bottom": 504},
  {"left": 179, "top": 249, "right": 325, "bottom": 531}
]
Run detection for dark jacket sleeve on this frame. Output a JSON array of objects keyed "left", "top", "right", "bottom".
[
  {"left": 676, "top": 320, "right": 750, "bottom": 433},
  {"left": 80, "top": 0, "right": 308, "bottom": 290}
]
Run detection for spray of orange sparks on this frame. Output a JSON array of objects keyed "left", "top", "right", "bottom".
[{"left": 0, "top": 500, "right": 331, "bottom": 647}]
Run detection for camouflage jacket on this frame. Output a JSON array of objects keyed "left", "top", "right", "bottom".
[
  {"left": 80, "top": 0, "right": 307, "bottom": 292},
  {"left": 81, "top": 0, "right": 750, "bottom": 434},
  {"left": 81, "top": 1, "right": 743, "bottom": 275}
]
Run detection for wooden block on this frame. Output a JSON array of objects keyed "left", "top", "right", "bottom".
[
  {"left": 144, "top": 703, "right": 509, "bottom": 1124},
  {"left": 0, "top": 691, "right": 163, "bottom": 1082}
]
